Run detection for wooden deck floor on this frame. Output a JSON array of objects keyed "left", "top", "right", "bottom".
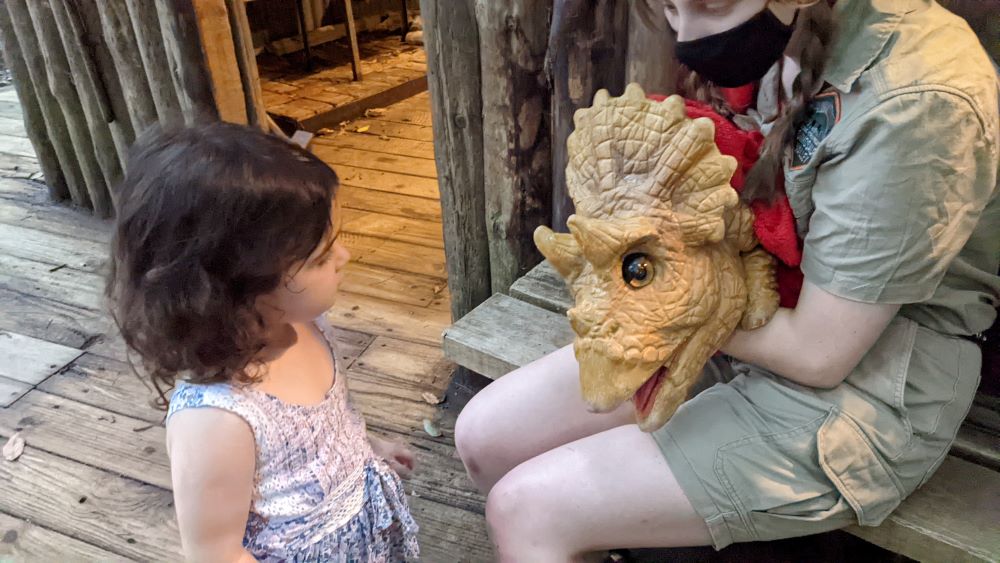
[{"left": 0, "top": 87, "right": 492, "bottom": 562}]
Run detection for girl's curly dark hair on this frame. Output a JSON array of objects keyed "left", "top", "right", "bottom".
[{"left": 106, "top": 122, "right": 339, "bottom": 408}]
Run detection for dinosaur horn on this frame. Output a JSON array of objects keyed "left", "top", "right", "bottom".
[{"left": 534, "top": 225, "right": 584, "bottom": 279}]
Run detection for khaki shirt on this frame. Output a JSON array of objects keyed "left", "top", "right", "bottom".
[{"left": 783, "top": 0, "right": 999, "bottom": 336}]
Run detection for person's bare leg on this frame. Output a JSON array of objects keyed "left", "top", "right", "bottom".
[
  {"left": 455, "top": 344, "right": 635, "bottom": 492},
  {"left": 486, "top": 424, "right": 712, "bottom": 562}
]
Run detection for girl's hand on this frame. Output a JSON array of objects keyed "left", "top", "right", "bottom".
[{"left": 370, "top": 435, "right": 416, "bottom": 479}]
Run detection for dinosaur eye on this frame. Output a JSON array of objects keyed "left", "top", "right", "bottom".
[{"left": 622, "top": 253, "right": 654, "bottom": 288}]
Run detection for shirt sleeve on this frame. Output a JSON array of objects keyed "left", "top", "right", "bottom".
[{"left": 799, "top": 89, "right": 998, "bottom": 304}]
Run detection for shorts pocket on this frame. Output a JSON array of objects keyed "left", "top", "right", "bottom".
[{"left": 817, "top": 409, "right": 903, "bottom": 527}]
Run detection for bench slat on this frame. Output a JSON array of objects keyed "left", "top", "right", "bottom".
[
  {"left": 442, "top": 293, "right": 573, "bottom": 379},
  {"left": 509, "top": 260, "right": 572, "bottom": 314},
  {"left": 845, "top": 455, "right": 1000, "bottom": 562}
]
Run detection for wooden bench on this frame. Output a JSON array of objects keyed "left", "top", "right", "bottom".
[{"left": 443, "top": 260, "right": 1000, "bottom": 562}]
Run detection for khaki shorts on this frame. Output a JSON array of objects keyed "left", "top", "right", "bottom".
[{"left": 653, "top": 318, "right": 982, "bottom": 550}]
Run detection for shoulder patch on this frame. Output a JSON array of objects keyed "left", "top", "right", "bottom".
[{"left": 791, "top": 89, "right": 841, "bottom": 169}]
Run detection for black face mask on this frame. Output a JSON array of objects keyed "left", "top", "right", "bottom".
[{"left": 674, "top": 8, "right": 794, "bottom": 88}]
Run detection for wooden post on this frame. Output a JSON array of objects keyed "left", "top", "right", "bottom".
[
  {"left": 547, "top": 0, "right": 628, "bottom": 232},
  {"left": 22, "top": 0, "right": 113, "bottom": 215},
  {"left": 96, "top": 0, "right": 159, "bottom": 135},
  {"left": 189, "top": 0, "right": 248, "bottom": 124},
  {"left": 475, "top": 0, "right": 554, "bottom": 294},
  {"left": 344, "top": 0, "right": 362, "bottom": 81},
  {"left": 626, "top": 1, "right": 677, "bottom": 95},
  {"left": 5, "top": 0, "right": 87, "bottom": 205},
  {"left": 155, "top": 0, "right": 218, "bottom": 124},
  {"left": 0, "top": 6, "right": 68, "bottom": 199},
  {"left": 71, "top": 0, "right": 137, "bottom": 164},
  {"left": 48, "top": 0, "right": 127, "bottom": 201},
  {"left": 224, "top": 0, "right": 268, "bottom": 129},
  {"left": 52, "top": 0, "right": 134, "bottom": 169},
  {"left": 124, "top": 0, "right": 184, "bottom": 124},
  {"left": 421, "top": 0, "right": 491, "bottom": 320}
]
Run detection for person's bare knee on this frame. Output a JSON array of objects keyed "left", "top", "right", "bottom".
[{"left": 486, "top": 466, "right": 581, "bottom": 562}]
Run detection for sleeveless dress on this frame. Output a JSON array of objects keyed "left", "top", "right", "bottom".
[{"left": 167, "top": 318, "right": 419, "bottom": 562}]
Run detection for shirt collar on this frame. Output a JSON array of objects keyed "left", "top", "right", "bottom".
[{"left": 822, "top": 0, "right": 919, "bottom": 92}]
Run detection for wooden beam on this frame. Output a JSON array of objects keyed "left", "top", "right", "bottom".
[
  {"left": 0, "top": 5, "right": 68, "bottom": 199},
  {"left": 95, "top": 0, "right": 159, "bottom": 136},
  {"left": 420, "top": 0, "right": 491, "bottom": 321},
  {"left": 475, "top": 0, "right": 554, "bottom": 294},
  {"left": 190, "top": 0, "right": 248, "bottom": 124},
  {"left": 155, "top": 0, "right": 219, "bottom": 124},
  {"left": 124, "top": 0, "right": 184, "bottom": 123},
  {"left": 547, "top": 0, "right": 628, "bottom": 231},
  {"left": 22, "top": 0, "right": 112, "bottom": 216},
  {"left": 344, "top": 0, "right": 362, "bottom": 80}
]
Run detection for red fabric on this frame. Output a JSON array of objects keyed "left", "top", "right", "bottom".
[
  {"left": 719, "top": 84, "right": 756, "bottom": 115},
  {"left": 646, "top": 93, "right": 804, "bottom": 308}
]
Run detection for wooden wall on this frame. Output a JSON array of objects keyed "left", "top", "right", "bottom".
[{"left": 0, "top": 0, "right": 264, "bottom": 217}]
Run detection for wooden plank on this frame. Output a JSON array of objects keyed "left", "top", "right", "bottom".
[
  {"left": 328, "top": 118, "right": 434, "bottom": 142},
  {"left": 314, "top": 131, "right": 436, "bottom": 161},
  {"left": 0, "top": 253, "right": 104, "bottom": 312},
  {"left": 224, "top": 0, "right": 267, "bottom": 128},
  {"left": 342, "top": 209, "right": 444, "bottom": 249},
  {"left": 508, "top": 260, "right": 574, "bottom": 314},
  {"left": 340, "top": 231, "right": 447, "bottom": 279},
  {"left": 191, "top": 0, "right": 248, "bottom": 124},
  {"left": 336, "top": 163, "right": 440, "bottom": 200},
  {"left": 952, "top": 422, "right": 1000, "bottom": 472},
  {"left": 0, "top": 390, "right": 171, "bottom": 490},
  {"left": 0, "top": 511, "right": 127, "bottom": 562},
  {"left": 475, "top": 0, "right": 553, "bottom": 294},
  {"left": 442, "top": 293, "right": 574, "bottom": 379},
  {"left": 0, "top": 440, "right": 181, "bottom": 561},
  {"left": 344, "top": 0, "right": 362, "bottom": 80},
  {"left": 626, "top": 0, "right": 678, "bottom": 95},
  {"left": 341, "top": 262, "right": 446, "bottom": 308},
  {"left": 0, "top": 153, "right": 39, "bottom": 179},
  {"left": 0, "top": 222, "right": 107, "bottom": 274},
  {"left": 0, "top": 330, "right": 83, "bottom": 385},
  {"left": 846, "top": 456, "right": 1000, "bottom": 563},
  {"left": 300, "top": 75, "right": 429, "bottom": 132},
  {"left": 0, "top": 286, "right": 115, "bottom": 355},
  {"left": 0, "top": 115, "right": 28, "bottom": 137},
  {"left": 354, "top": 336, "right": 455, "bottom": 392},
  {"left": 339, "top": 184, "right": 442, "bottom": 223},
  {"left": 346, "top": 367, "right": 445, "bottom": 436},
  {"left": 0, "top": 375, "right": 31, "bottom": 407},
  {"left": 38, "top": 354, "right": 164, "bottom": 424},
  {"left": 409, "top": 496, "right": 492, "bottom": 563},
  {"left": 327, "top": 290, "right": 451, "bottom": 347},
  {"left": 375, "top": 93, "right": 435, "bottom": 127},
  {"left": 156, "top": 0, "right": 219, "bottom": 123}
]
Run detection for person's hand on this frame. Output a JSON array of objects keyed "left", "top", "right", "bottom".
[{"left": 370, "top": 435, "right": 415, "bottom": 479}]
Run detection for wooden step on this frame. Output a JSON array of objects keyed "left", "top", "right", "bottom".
[{"left": 441, "top": 293, "right": 573, "bottom": 379}]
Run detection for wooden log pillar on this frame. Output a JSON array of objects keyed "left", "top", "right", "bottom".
[
  {"left": 421, "top": 0, "right": 491, "bottom": 320},
  {"left": 0, "top": 6, "right": 68, "bottom": 199},
  {"left": 225, "top": 0, "right": 268, "bottom": 129},
  {"left": 475, "top": 0, "right": 554, "bottom": 294},
  {"left": 16, "top": 0, "right": 113, "bottom": 215},
  {"left": 124, "top": 0, "right": 184, "bottom": 124},
  {"left": 72, "top": 0, "right": 137, "bottom": 165},
  {"left": 547, "top": 0, "right": 628, "bottom": 232},
  {"left": 96, "top": 0, "right": 160, "bottom": 136},
  {"left": 154, "top": 0, "right": 221, "bottom": 124},
  {"left": 626, "top": 1, "right": 677, "bottom": 95}
]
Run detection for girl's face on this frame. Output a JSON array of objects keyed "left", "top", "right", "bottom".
[
  {"left": 658, "top": 0, "right": 797, "bottom": 40},
  {"left": 268, "top": 199, "right": 351, "bottom": 323}
]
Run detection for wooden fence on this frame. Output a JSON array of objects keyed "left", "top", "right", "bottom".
[{"left": 0, "top": 0, "right": 264, "bottom": 217}]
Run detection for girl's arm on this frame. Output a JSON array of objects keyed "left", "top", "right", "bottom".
[
  {"left": 166, "top": 409, "right": 258, "bottom": 563},
  {"left": 721, "top": 279, "right": 900, "bottom": 388}
]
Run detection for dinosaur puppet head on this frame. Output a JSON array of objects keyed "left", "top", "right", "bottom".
[{"left": 534, "top": 83, "right": 751, "bottom": 432}]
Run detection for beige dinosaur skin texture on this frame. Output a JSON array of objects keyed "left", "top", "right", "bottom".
[{"left": 534, "top": 83, "right": 780, "bottom": 432}]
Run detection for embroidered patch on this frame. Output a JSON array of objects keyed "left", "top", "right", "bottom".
[{"left": 791, "top": 90, "right": 841, "bottom": 169}]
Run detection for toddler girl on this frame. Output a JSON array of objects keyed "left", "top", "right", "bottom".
[{"left": 107, "top": 122, "right": 419, "bottom": 562}]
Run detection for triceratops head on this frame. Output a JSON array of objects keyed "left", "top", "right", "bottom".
[{"left": 534, "top": 83, "right": 747, "bottom": 432}]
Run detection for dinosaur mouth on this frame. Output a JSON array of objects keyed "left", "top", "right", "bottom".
[{"left": 633, "top": 365, "right": 669, "bottom": 420}]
